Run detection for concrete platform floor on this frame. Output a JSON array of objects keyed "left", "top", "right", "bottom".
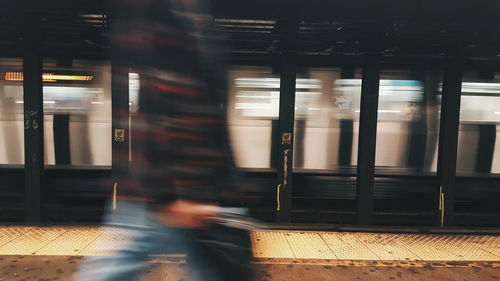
[
  {"left": 0, "top": 226, "right": 498, "bottom": 280},
  {"left": 0, "top": 255, "right": 498, "bottom": 281}
]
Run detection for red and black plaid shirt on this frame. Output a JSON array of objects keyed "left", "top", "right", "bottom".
[{"left": 113, "top": 0, "right": 233, "bottom": 205}]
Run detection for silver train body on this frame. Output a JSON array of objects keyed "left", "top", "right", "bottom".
[
  {"left": 228, "top": 67, "right": 500, "bottom": 175},
  {"left": 1, "top": 62, "right": 499, "bottom": 176}
]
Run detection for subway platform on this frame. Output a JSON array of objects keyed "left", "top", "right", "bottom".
[{"left": 0, "top": 226, "right": 498, "bottom": 281}]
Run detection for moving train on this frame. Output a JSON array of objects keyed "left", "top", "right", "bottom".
[
  {"left": 1, "top": 61, "right": 499, "bottom": 224},
  {"left": 228, "top": 67, "right": 500, "bottom": 175}
]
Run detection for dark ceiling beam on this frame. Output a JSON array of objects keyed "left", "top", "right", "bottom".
[
  {"left": 212, "top": 0, "right": 500, "bottom": 25},
  {"left": 1, "top": 0, "right": 499, "bottom": 65},
  {"left": 5, "top": 0, "right": 500, "bottom": 25},
  {"left": 269, "top": 0, "right": 300, "bottom": 58},
  {"left": 227, "top": 51, "right": 500, "bottom": 70}
]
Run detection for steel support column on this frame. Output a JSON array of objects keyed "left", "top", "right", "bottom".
[
  {"left": 23, "top": 34, "right": 44, "bottom": 223},
  {"left": 111, "top": 58, "right": 129, "bottom": 178},
  {"left": 276, "top": 56, "right": 296, "bottom": 223},
  {"left": 274, "top": 3, "right": 298, "bottom": 223},
  {"left": 356, "top": 55, "right": 381, "bottom": 225},
  {"left": 110, "top": 6, "right": 130, "bottom": 203},
  {"left": 436, "top": 55, "right": 463, "bottom": 227}
]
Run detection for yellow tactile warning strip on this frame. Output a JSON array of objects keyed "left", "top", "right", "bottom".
[
  {"left": 471, "top": 235, "right": 500, "bottom": 256},
  {"left": 321, "top": 232, "right": 380, "bottom": 260},
  {"left": 282, "top": 232, "right": 337, "bottom": 259},
  {"left": 0, "top": 227, "right": 26, "bottom": 247},
  {"left": 251, "top": 230, "right": 500, "bottom": 262},
  {"left": 0, "top": 227, "right": 68, "bottom": 255},
  {"left": 251, "top": 231, "right": 295, "bottom": 258},
  {"left": 0, "top": 227, "right": 499, "bottom": 264},
  {"left": 36, "top": 227, "right": 101, "bottom": 255},
  {"left": 398, "top": 234, "right": 500, "bottom": 261},
  {"left": 352, "top": 233, "right": 422, "bottom": 260},
  {"left": 78, "top": 227, "right": 134, "bottom": 256}
]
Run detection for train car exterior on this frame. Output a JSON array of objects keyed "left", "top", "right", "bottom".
[{"left": 1, "top": 60, "right": 499, "bottom": 225}]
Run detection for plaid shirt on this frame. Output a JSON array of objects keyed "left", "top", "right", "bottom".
[{"left": 113, "top": 0, "right": 233, "bottom": 205}]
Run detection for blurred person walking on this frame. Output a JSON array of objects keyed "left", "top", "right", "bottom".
[{"left": 74, "top": 0, "right": 254, "bottom": 280}]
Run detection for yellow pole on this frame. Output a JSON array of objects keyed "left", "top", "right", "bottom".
[
  {"left": 276, "top": 184, "right": 281, "bottom": 211},
  {"left": 113, "top": 183, "right": 117, "bottom": 210}
]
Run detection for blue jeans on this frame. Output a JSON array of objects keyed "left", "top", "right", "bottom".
[{"left": 74, "top": 200, "right": 226, "bottom": 281}]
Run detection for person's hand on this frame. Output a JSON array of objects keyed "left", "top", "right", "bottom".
[{"left": 154, "top": 199, "right": 220, "bottom": 228}]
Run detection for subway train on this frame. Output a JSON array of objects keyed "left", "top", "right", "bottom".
[
  {"left": 0, "top": 59, "right": 112, "bottom": 167},
  {"left": 1, "top": 61, "right": 499, "bottom": 224},
  {"left": 228, "top": 67, "right": 500, "bottom": 175},
  {"left": 227, "top": 67, "right": 500, "bottom": 224}
]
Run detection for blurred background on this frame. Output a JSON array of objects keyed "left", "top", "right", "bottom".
[{"left": 0, "top": 0, "right": 499, "bottom": 228}]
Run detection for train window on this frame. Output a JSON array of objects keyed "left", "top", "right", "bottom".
[
  {"left": 375, "top": 70, "right": 442, "bottom": 175},
  {"left": 457, "top": 72, "right": 500, "bottom": 175},
  {"left": 42, "top": 60, "right": 111, "bottom": 166},
  {"left": 293, "top": 68, "right": 362, "bottom": 171},
  {"left": 228, "top": 66, "right": 280, "bottom": 169},
  {"left": 129, "top": 72, "right": 140, "bottom": 114},
  {"left": 0, "top": 58, "right": 24, "bottom": 165}
]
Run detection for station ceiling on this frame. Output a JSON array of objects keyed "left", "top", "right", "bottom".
[{"left": 1, "top": 0, "right": 499, "bottom": 67}]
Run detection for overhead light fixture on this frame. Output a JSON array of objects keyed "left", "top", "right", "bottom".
[
  {"left": 215, "top": 19, "right": 275, "bottom": 25},
  {"left": 43, "top": 74, "right": 93, "bottom": 82},
  {"left": 5, "top": 72, "right": 93, "bottom": 82},
  {"left": 5, "top": 72, "right": 23, "bottom": 81}
]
